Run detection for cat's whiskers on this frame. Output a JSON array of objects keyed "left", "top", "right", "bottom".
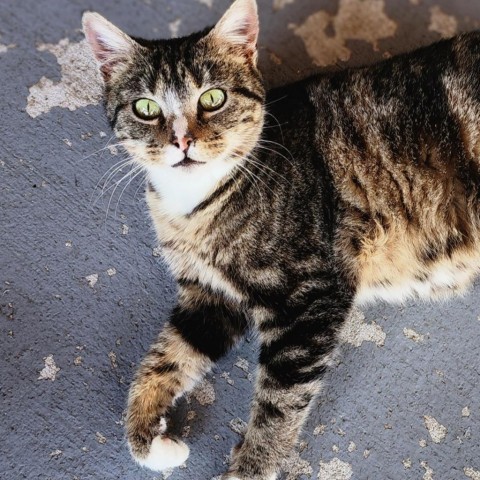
[
  {"left": 255, "top": 140, "right": 295, "bottom": 167},
  {"left": 104, "top": 164, "right": 144, "bottom": 222},
  {"left": 231, "top": 153, "right": 276, "bottom": 197},
  {"left": 90, "top": 156, "right": 136, "bottom": 207},
  {"left": 114, "top": 167, "right": 146, "bottom": 219}
]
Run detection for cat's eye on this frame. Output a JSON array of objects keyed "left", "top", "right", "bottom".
[
  {"left": 133, "top": 98, "right": 162, "bottom": 120},
  {"left": 199, "top": 89, "right": 226, "bottom": 111}
]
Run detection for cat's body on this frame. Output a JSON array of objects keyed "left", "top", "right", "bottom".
[{"left": 83, "top": 1, "right": 480, "bottom": 478}]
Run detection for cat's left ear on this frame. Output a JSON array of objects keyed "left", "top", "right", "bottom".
[
  {"left": 209, "top": 0, "right": 259, "bottom": 62},
  {"left": 82, "top": 12, "right": 140, "bottom": 81}
]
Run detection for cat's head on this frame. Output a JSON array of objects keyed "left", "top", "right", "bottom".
[{"left": 83, "top": 0, "right": 265, "bottom": 200}]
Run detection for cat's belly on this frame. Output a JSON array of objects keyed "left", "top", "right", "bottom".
[{"left": 355, "top": 255, "right": 480, "bottom": 305}]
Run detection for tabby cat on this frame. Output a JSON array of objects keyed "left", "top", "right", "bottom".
[{"left": 83, "top": 0, "right": 480, "bottom": 478}]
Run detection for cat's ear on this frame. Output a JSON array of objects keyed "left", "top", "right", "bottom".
[
  {"left": 209, "top": 0, "right": 259, "bottom": 62},
  {"left": 82, "top": 12, "right": 138, "bottom": 81}
]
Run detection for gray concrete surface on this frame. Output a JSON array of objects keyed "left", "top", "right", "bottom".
[{"left": 1, "top": 1, "right": 480, "bottom": 479}]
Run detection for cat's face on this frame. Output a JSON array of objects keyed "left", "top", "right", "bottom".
[{"left": 83, "top": 0, "right": 265, "bottom": 204}]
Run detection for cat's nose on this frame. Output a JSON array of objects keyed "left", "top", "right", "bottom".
[{"left": 172, "top": 135, "right": 193, "bottom": 153}]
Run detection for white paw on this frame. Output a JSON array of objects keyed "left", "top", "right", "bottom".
[{"left": 134, "top": 435, "right": 190, "bottom": 471}]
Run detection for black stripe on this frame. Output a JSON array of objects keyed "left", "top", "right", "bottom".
[
  {"left": 232, "top": 87, "right": 264, "bottom": 103},
  {"left": 188, "top": 168, "right": 241, "bottom": 216}
]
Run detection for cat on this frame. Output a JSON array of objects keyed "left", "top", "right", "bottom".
[{"left": 83, "top": 0, "right": 480, "bottom": 478}]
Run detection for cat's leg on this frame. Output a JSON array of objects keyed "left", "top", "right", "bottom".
[
  {"left": 127, "top": 285, "right": 247, "bottom": 471},
  {"left": 224, "top": 289, "right": 353, "bottom": 480}
]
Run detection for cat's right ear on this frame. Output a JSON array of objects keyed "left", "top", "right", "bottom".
[{"left": 82, "top": 12, "right": 138, "bottom": 81}]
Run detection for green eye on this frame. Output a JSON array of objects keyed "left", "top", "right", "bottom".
[
  {"left": 199, "top": 89, "right": 226, "bottom": 111},
  {"left": 133, "top": 98, "right": 161, "bottom": 120}
]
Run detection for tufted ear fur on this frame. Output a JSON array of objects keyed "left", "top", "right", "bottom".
[
  {"left": 82, "top": 12, "right": 139, "bottom": 80},
  {"left": 209, "top": 0, "right": 259, "bottom": 62}
]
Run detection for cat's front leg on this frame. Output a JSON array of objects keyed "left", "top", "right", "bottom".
[
  {"left": 127, "top": 285, "right": 247, "bottom": 471},
  {"left": 225, "top": 284, "right": 353, "bottom": 480}
]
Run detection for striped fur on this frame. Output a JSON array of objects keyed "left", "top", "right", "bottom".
[{"left": 84, "top": 1, "right": 480, "bottom": 478}]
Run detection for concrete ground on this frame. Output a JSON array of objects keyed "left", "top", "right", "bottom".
[{"left": 1, "top": 0, "right": 479, "bottom": 479}]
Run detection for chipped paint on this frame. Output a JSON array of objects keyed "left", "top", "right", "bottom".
[
  {"left": 424, "top": 416, "right": 447, "bottom": 443},
  {"left": 280, "top": 450, "right": 313, "bottom": 480},
  {"left": 462, "top": 406, "right": 471, "bottom": 417},
  {"left": 339, "top": 307, "right": 386, "bottom": 347},
  {"left": 96, "top": 432, "right": 107, "bottom": 444},
  {"left": 169, "top": 19, "right": 182, "bottom": 38},
  {"left": 108, "top": 351, "right": 118, "bottom": 369},
  {"left": 290, "top": 0, "right": 397, "bottom": 67},
  {"left": 121, "top": 224, "right": 129, "bottom": 235},
  {"left": 49, "top": 449, "right": 62, "bottom": 458},
  {"left": 38, "top": 354, "right": 60, "bottom": 381},
  {"left": 421, "top": 461, "right": 434, "bottom": 480},
  {"left": 429, "top": 6, "right": 458, "bottom": 38},
  {"left": 465, "top": 467, "right": 480, "bottom": 480},
  {"left": 197, "top": 0, "right": 213, "bottom": 8},
  {"left": 73, "top": 356, "right": 83, "bottom": 366},
  {"left": 314, "top": 424, "right": 326, "bottom": 436},
  {"left": 26, "top": 39, "right": 102, "bottom": 118},
  {"left": 0, "top": 43, "right": 16, "bottom": 54},
  {"left": 403, "top": 458, "right": 412, "bottom": 469},
  {"left": 318, "top": 458, "right": 353, "bottom": 480},
  {"left": 221, "top": 371, "right": 234, "bottom": 385},
  {"left": 273, "top": 0, "right": 295, "bottom": 11},
  {"left": 191, "top": 379, "right": 215, "bottom": 405},
  {"left": 347, "top": 442, "right": 356, "bottom": 452},
  {"left": 403, "top": 328, "right": 425, "bottom": 343},
  {"left": 85, "top": 273, "right": 98, "bottom": 288},
  {"left": 106, "top": 268, "right": 117, "bottom": 277},
  {"left": 234, "top": 357, "right": 249, "bottom": 373},
  {"left": 229, "top": 417, "right": 247, "bottom": 435}
]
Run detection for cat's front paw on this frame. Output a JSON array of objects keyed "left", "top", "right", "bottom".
[
  {"left": 133, "top": 435, "right": 189, "bottom": 471},
  {"left": 128, "top": 417, "right": 189, "bottom": 471}
]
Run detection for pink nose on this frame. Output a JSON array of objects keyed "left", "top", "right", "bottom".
[{"left": 172, "top": 135, "right": 193, "bottom": 152}]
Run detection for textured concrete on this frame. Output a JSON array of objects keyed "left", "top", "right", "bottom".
[{"left": 1, "top": 1, "right": 480, "bottom": 479}]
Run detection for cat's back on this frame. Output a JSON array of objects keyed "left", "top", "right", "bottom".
[{"left": 295, "top": 31, "right": 480, "bottom": 303}]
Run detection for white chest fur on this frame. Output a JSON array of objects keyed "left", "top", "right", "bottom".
[{"left": 147, "top": 161, "right": 235, "bottom": 217}]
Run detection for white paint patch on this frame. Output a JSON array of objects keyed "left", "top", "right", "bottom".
[
  {"left": 272, "top": 0, "right": 295, "bottom": 11},
  {"left": 169, "top": 19, "right": 182, "bottom": 38},
  {"left": 290, "top": 0, "right": 397, "bottom": 67},
  {"left": 38, "top": 354, "right": 60, "bottom": 381},
  {"left": 281, "top": 450, "right": 313, "bottom": 480},
  {"left": 318, "top": 458, "right": 353, "bottom": 480},
  {"left": 462, "top": 406, "right": 471, "bottom": 418},
  {"left": 429, "top": 6, "right": 458, "bottom": 38},
  {"left": 403, "top": 328, "right": 425, "bottom": 343},
  {"left": 229, "top": 417, "right": 248, "bottom": 435},
  {"left": 191, "top": 379, "right": 215, "bottom": 405},
  {"left": 0, "top": 43, "right": 16, "bottom": 54},
  {"left": 197, "top": 0, "right": 213, "bottom": 8},
  {"left": 347, "top": 442, "right": 356, "bottom": 453},
  {"left": 96, "top": 432, "right": 107, "bottom": 444},
  {"left": 50, "top": 449, "right": 62, "bottom": 458},
  {"left": 106, "top": 267, "right": 117, "bottom": 276},
  {"left": 339, "top": 307, "right": 386, "bottom": 347},
  {"left": 234, "top": 357, "right": 249, "bottom": 373},
  {"left": 26, "top": 39, "right": 102, "bottom": 118},
  {"left": 424, "top": 416, "right": 447, "bottom": 443},
  {"left": 465, "top": 467, "right": 480, "bottom": 480},
  {"left": 403, "top": 458, "right": 412, "bottom": 469},
  {"left": 421, "top": 461, "right": 434, "bottom": 480},
  {"left": 85, "top": 273, "right": 98, "bottom": 288},
  {"left": 314, "top": 424, "right": 326, "bottom": 436}
]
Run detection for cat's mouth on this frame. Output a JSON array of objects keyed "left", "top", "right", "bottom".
[{"left": 172, "top": 157, "right": 206, "bottom": 168}]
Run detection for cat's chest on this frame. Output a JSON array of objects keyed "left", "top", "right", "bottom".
[{"left": 147, "top": 192, "right": 243, "bottom": 302}]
